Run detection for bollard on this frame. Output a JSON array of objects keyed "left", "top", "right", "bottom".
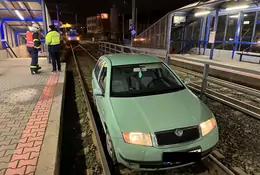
[{"left": 200, "top": 63, "right": 210, "bottom": 102}]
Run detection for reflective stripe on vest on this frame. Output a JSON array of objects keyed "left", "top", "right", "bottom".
[{"left": 26, "top": 31, "right": 34, "bottom": 47}]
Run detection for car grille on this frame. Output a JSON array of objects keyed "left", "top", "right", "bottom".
[{"left": 154, "top": 126, "right": 200, "bottom": 146}]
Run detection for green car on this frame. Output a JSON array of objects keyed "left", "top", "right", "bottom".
[{"left": 92, "top": 54, "right": 219, "bottom": 171}]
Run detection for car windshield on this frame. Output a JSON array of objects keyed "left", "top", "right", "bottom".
[{"left": 110, "top": 62, "right": 185, "bottom": 97}]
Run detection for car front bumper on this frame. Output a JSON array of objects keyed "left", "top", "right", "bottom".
[{"left": 113, "top": 127, "right": 218, "bottom": 171}]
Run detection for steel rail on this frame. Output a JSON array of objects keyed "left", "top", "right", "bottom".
[
  {"left": 173, "top": 66, "right": 260, "bottom": 98},
  {"left": 70, "top": 44, "right": 111, "bottom": 175},
  {"left": 188, "top": 83, "right": 260, "bottom": 120}
]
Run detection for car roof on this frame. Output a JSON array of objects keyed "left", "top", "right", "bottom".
[{"left": 104, "top": 53, "right": 162, "bottom": 66}]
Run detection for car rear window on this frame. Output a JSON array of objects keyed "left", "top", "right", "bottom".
[{"left": 110, "top": 62, "right": 185, "bottom": 97}]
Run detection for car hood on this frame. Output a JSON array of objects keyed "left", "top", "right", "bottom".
[{"left": 110, "top": 89, "right": 212, "bottom": 133}]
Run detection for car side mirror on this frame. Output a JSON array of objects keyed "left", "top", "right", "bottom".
[
  {"left": 183, "top": 78, "right": 190, "bottom": 85},
  {"left": 94, "top": 87, "right": 103, "bottom": 96}
]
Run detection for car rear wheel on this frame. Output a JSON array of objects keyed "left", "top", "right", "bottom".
[{"left": 106, "top": 131, "right": 117, "bottom": 164}]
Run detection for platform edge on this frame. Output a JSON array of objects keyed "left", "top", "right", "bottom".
[{"left": 35, "top": 63, "right": 66, "bottom": 175}]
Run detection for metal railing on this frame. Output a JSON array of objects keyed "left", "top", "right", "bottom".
[
  {"left": 99, "top": 41, "right": 166, "bottom": 58},
  {"left": 3, "top": 40, "right": 18, "bottom": 58},
  {"left": 98, "top": 42, "right": 260, "bottom": 113}
]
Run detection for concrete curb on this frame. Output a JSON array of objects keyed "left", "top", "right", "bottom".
[{"left": 35, "top": 63, "right": 66, "bottom": 175}]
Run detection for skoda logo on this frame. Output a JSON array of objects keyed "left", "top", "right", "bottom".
[{"left": 175, "top": 129, "right": 183, "bottom": 137}]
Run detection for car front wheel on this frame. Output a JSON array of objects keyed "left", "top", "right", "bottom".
[
  {"left": 93, "top": 94, "right": 96, "bottom": 106},
  {"left": 106, "top": 131, "right": 117, "bottom": 164}
]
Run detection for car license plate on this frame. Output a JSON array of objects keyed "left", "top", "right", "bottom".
[
  {"left": 162, "top": 151, "right": 201, "bottom": 162},
  {"left": 189, "top": 148, "right": 201, "bottom": 153}
]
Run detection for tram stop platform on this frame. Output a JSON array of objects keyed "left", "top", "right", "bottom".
[
  {"left": 170, "top": 54, "right": 260, "bottom": 90},
  {"left": 0, "top": 58, "right": 65, "bottom": 175}
]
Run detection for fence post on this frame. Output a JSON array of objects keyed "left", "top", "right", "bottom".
[
  {"left": 115, "top": 45, "right": 117, "bottom": 53},
  {"left": 200, "top": 63, "right": 209, "bottom": 102},
  {"left": 121, "top": 47, "right": 124, "bottom": 53},
  {"left": 109, "top": 44, "right": 111, "bottom": 54},
  {"left": 104, "top": 43, "right": 107, "bottom": 54},
  {"left": 209, "top": 9, "right": 219, "bottom": 60}
]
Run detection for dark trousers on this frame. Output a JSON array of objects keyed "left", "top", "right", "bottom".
[
  {"left": 49, "top": 44, "right": 61, "bottom": 71},
  {"left": 27, "top": 47, "right": 38, "bottom": 72}
]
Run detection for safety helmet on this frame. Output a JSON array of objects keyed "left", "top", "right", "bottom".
[{"left": 30, "top": 23, "right": 40, "bottom": 32}]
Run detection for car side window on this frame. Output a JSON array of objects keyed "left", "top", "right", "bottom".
[
  {"left": 94, "top": 59, "right": 104, "bottom": 79},
  {"left": 98, "top": 64, "right": 107, "bottom": 91}
]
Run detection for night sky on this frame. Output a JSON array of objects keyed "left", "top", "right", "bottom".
[{"left": 46, "top": 0, "right": 196, "bottom": 24}]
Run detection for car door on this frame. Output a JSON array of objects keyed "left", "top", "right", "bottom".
[{"left": 96, "top": 62, "right": 108, "bottom": 124}]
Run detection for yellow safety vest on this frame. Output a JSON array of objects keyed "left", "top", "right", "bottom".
[{"left": 45, "top": 31, "right": 60, "bottom": 45}]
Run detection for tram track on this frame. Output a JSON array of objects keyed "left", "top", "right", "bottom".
[
  {"left": 172, "top": 66, "right": 260, "bottom": 120},
  {"left": 68, "top": 43, "right": 239, "bottom": 175},
  {"left": 70, "top": 44, "right": 111, "bottom": 175}
]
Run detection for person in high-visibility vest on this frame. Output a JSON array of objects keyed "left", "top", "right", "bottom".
[
  {"left": 45, "top": 25, "right": 61, "bottom": 72},
  {"left": 26, "top": 23, "right": 41, "bottom": 74}
]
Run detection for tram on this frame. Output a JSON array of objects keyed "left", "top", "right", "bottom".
[{"left": 60, "top": 23, "right": 80, "bottom": 45}]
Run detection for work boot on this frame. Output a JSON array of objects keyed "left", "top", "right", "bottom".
[
  {"left": 37, "top": 65, "right": 42, "bottom": 70},
  {"left": 31, "top": 68, "right": 38, "bottom": 75}
]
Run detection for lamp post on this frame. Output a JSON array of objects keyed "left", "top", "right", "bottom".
[
  {"left": 131, "top": 0, "right": 136, "bottom": 46},
  {"left": 132, "top": 0, "right": 135, "bottom": 31},
  {"left": 56, "top": 5, "right": 60, "bottom": 33}
]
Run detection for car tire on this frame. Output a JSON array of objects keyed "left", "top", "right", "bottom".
[
  {"left": 93, "top": 94, "right": 96, "bottom": 106},
  {"left": 106, "top": 131, "right": 117, "bottom": 164}
]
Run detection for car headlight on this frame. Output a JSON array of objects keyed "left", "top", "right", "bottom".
[
  {"left": 200, "top": 117, "right": 216, "bottom": 136},
  {"left": 76, "top": 37, "right": 80, "bottom": 40},
  {"left": 122, "top": 132, "right": 152, "bottom": 146}
]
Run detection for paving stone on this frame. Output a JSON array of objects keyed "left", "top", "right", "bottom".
[
  {"left": 0, "top": 140, "right": 11, "bottom": 146},
  {"left": 11, "top": 152, "right": 30, "bottom": 162},
  {"left": 0, "top": 131, "right": 17, "bottom": 137},
  {"left": 0, "top": 169, "right": 6, "bottom": 175},
  {"left": 0, "top": 128, "right": 11, "bottom": 133},
  {"left": 18, "top": 157, "right": 38, "bottom": 168},
  {"left": 0, "top": 144, "right": 17, "bottom": 152},
  {"left": 5, "top": 134, "right": 22, "bottom": 141},
  {"left": 0, "top": 162, "right": 8, "bottom": 169},
  {"left": 25, "top": 165, "right": 36, "bottom": 174},
  {"left": 0, "top": 59, "right": 59, "bottom": 175},
  {"left": 5, "top": 166, "right": 25, "bottom": 174},
  {"left": 0, "top": 155, "right": 12, "bottom": 163},
  {"left": 10, "top": 126, "right": 25, "bottom": 132}
]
